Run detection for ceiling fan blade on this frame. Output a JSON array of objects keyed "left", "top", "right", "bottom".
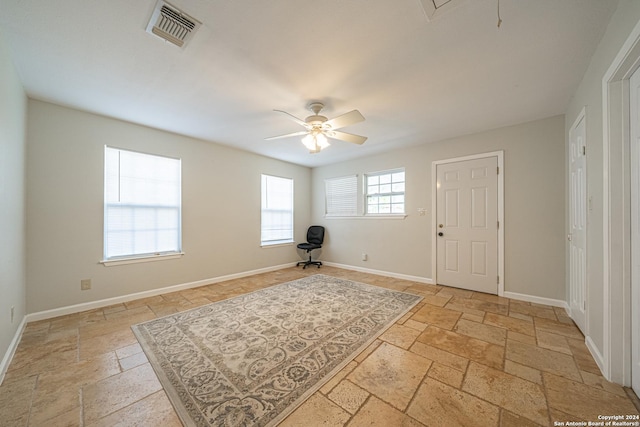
[
  {"left": 265, "top": 130, "right": 309, "bottom": 141},
  {"left": 329, "top": 130, "right": 367, "bottom": 145},
  {"left": 274, "top": 110, "right": 308, "bottom": 127},
  {"left": 324, "top": 110, "right": 365, "bottom": 130}
]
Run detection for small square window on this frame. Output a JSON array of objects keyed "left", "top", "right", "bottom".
[{"left": 364, "top": 169, "right": 405, "bottom": 215}]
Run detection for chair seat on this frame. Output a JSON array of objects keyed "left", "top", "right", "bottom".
[{"left": 297, "top": 243, "right": 321, "bottom": 251}]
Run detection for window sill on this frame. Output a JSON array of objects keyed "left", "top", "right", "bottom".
[
  {"left": 325, "top": 214, "right": 407, "bottom": 220},
  {"left": 101, "top": 252, "right": 184, "bottom": 267},
  {"left": 261, "top": 241, "right": 294, "bottom": 248}
]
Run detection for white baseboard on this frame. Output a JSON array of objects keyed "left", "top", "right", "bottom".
[
  {"left": 585, "top": 335, "right": 605, "bottom": 375},
  {"left": 11, "top": 263, "right": 580, "bottom": 385},
  {"left": 323, "top": 262, "right": 434, "bottom": 285},
  {"left": 0, "top": 316, "right": 27, "bottom": 386},
  {"left": 324, "top": 263, "right": 569, "bottom": 307},
  {"left": 502, "top": 291, "right": 568, "bottom": 309},
  {"left": 26, "top": 262, "right": 297, "bottom": 323}
]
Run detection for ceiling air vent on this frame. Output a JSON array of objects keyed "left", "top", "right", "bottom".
[
  {"left": 419, "top": 0, "right": 466, "bottom": 22},
  {"left": 146, "top": 1, "right": 201, "bottom": 48}
]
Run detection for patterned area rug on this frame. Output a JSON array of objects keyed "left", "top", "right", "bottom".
[{"left": 132, "top": 274, "right": 422, "bottom": 427}]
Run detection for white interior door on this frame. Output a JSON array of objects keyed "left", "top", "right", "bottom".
[
  {"left": 436, "top": 157, "right": 498, "bottom": 294},
  {"left": 569, "top": 111, "right": 587, "bottom": 334},
  {"left": 630, "top": 66, "right": 640, "bottom": 397}
]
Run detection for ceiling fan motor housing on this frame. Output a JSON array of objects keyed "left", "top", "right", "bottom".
[
  {"left": 305, "top": 115, "right": 328, "bottom": 126},
  {"left": 306, "top": 102, "right": 328, "bottom": 126}
]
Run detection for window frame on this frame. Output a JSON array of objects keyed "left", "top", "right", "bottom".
[
  {"left": 260, "top": 174, "right": 294, "bottom": 247},
  {"left": 101, "top": 146, "right": 183, "bottom": 266},
  {"left": 364, "top": 168, "right": 406, "bottom": 217}
]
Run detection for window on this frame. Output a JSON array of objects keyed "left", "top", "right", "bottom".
[
  {"left": 104, "top": 147, "right": 182, "bottom": 261},
  {"left": 365, "top": 169, "right": 405, "bottom": 215},
  {"left": 261, "top": 174, "right": 294, "bottom": 246},
  {"left": 325, "top": 175, "right": 358, "bottom": 216}
]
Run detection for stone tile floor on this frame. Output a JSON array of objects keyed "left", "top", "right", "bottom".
[{"left": 1, "top": 266, "right": 639, "bottom": 426}]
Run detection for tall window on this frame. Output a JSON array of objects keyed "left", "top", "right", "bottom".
[
  {"left": 365, "top": 169, "right": 405, "bottom": 214},
  {"left": 261, "top": 174, "right": 294, "bottom": 246},
  {"left": 104, "top": 147, "right": 182, "bottom": 260},
  {"left": 325, "top": 175, "right": 358, "bottom": 216}
]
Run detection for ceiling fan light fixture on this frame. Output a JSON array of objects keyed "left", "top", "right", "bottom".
[
  {"left": 316, "top": 132, "right": 329, "bottom": 148},
  {"left": 301, "top": 134, "right": 315, "bottom": 150},
  {"left": 266, "top": 102, "right": 366, "bottom": 153},
  {"left": 301, "top": 132, "right": 330, "bottom": 153}
]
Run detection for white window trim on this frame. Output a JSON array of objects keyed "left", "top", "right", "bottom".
[
  {"left": 101, "top": 252, "right": 185, "bottom": 267},
  {"left": 324, "top": 214, "right": 407, "bottom": 220},
  {"left": 103, "top": 146, "right": 182, "bottom": 262},
  {"left": 260, "top": 242, "right": 295, "bottom": 249},
  {"left": 364, "top": 168, "right": 406, "bottom": 217}
]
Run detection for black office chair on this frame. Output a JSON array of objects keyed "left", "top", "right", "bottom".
[{"left": 296, "top": 226, "right": 325, "bottom": 269}]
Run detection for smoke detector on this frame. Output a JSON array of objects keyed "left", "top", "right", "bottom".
[{"left": 146, "top": 1, "right": 201, "bottom": 48}]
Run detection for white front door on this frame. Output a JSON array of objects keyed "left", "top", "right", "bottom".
[
  {"left": 435, "top": 156, "right": 498, "bottom": 294},
  {"left": 569, "top": 110, "right": 587, "bottom": 334},
  {"left": 630, "top": 66, "right": 640, "bottom": 397}
]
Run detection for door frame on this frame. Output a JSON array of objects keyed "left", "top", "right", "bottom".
[
  {"left": 631, "top": 65, "right": 640, "bottom": 396},
  {"left": 431, "top": 151, "right": 505, "bottom": 295},
  {"left": 602, "top": 18, "right": 640, "bottom": 385}
]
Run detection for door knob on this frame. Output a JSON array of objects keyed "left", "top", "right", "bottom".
[{"left": 438, "top": 232, "right": 444, "bottom": 237}]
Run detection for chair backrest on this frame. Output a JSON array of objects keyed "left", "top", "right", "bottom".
[{"left": 307, "top": 225, "right": 325, "bottom": 245}]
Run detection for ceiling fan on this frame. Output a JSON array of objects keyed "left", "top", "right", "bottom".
[{"left": 265, "top": 102, "right": 367, "bottom": 153}]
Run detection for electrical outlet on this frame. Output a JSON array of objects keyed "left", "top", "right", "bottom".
[
  {"left": 81, "top": 279, "right": 91, "bottom": 291},
  {"left": 10, "top": 306, "right": 14, "bottom": 324},
  {"left": 361, "top": 253, "right": 368, "bottom": 261}
]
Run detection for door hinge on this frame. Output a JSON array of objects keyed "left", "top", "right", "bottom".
[
  {"left": 497, "top": 220, "right": 500, "bottom": 230},
  {"left": 497, "top": 166, "right": 500, "bottom": 174},
  {"left": 582, "top": 146, "right": 586, "bottom": 156},
  {"left": 497, "top": 275, "right": 500, "bottom": 284}
]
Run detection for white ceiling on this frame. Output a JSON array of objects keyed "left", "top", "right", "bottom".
[{"left": 0, "top": 0, "right": 617, "bottom": 167}]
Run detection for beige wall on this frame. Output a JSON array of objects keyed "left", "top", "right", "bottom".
[
  {"left": 24, "top": 103, "right": 566, "bottom": 314},
  {"left": 0, "top": 30, "right": 27, "bottom": 364},
  {"left": 26, "top": 100, "right": 311, "bottom": 313},
  {"left": 311, "top": 115, "right": 566, "bottom": 300},
  {"left": 564, "top": 1, "right": 640, "bottom": 360}
]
